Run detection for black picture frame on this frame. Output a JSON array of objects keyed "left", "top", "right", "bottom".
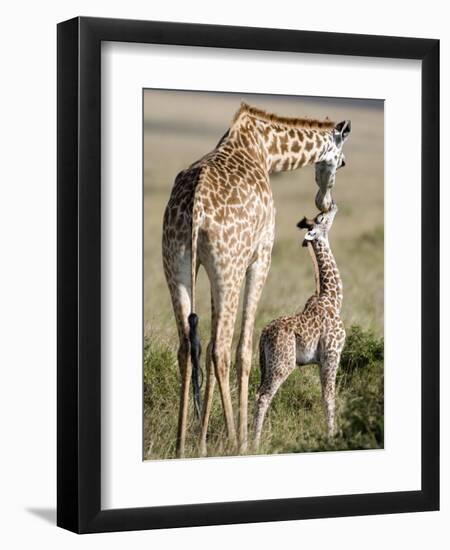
[{"left": 57, "top": 16, "right": 439, "bottom": 533}]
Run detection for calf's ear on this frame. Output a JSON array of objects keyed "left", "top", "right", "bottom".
[{"left": 297, "top": 217, "right": 314, "bottom": 230}]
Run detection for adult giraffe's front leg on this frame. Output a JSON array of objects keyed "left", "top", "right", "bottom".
[{"left": 237, "top": 243, "right": 272, "bottom": 453}]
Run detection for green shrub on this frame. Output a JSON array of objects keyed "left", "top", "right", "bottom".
[
  {"left": 337, "top": 361, "right": 384, "bottom": 449},
  {"left": 340, "top": 324, "right": 384, "bottom": 372}
]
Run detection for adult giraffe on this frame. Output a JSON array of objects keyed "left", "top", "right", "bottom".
[{"left": 162, "top": 103, "right": 351, "bottom": 457}]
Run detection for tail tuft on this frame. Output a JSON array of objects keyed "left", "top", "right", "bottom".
[{"left": 188, "top": 313, "right": 202, "bottom": 420}]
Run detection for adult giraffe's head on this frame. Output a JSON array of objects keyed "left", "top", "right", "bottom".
[{"left": 314, "top": 120, "right": 351, "bottom": 212}]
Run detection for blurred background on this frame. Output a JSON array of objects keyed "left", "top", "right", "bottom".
[{"left": 143, "top": 89, "right": 384, "bottom": 459}]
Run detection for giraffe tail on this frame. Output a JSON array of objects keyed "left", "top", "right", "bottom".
[
  {"left": 189, "top": 176, "right": 203, "bottom": 421},
  {"left": 188, "top": 313, "right": 202, "bottom": 420}
]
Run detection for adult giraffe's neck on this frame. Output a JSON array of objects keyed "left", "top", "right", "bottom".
[
  {"left": 311, "top": 237, "right": 343, "bottom": 311},
  {"left": 252, "top": 118, "right": 333, "bottom": 173}
]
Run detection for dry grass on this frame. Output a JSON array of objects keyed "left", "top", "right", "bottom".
[{"left": 143, "top": 90, "right": 384, "bottom": 459}]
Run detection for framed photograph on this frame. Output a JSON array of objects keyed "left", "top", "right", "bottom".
[{"left": 57, "top": 16, "right": 439, "bottom": 533}]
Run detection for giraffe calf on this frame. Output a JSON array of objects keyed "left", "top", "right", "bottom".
[{"left": 252, "top": 202, "right": 346, "bottom": 450}]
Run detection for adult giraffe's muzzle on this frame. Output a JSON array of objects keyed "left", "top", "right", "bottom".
[{"left": 315, "top": 188, "right": 333, "bottom": 213}]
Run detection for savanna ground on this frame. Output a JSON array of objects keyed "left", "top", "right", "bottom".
[{"left": 143, "top": 90, "right": 384, "bottom": 460}]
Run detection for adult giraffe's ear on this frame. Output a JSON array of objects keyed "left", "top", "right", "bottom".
[
  {"left": 297, "top": 217, "right": 314, "bottom": 230},
  {"left": 334, "top": 120, "right": 351, "bottom": 144}
]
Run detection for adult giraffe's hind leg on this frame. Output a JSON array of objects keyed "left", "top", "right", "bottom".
[
  {"left": 199, "top": 341, "right": 215, "bottom": 456},
  {"left": 236, "top": 244, "right": 272, "bottom": 453},
  {"left": 208, "top": 280, "right": 243, "bottom": 451},
  {"left": 163, "top": 254, "right": 194, "bottom": 458},
  {"left": 199, "top": 296, "right": 217, "bottom": 455},
  {"left": 170, "top": 290, "right": 192, "bottom": 458},
  {"left": 176, "top": 328, "right": 191, "bottom": 458}
]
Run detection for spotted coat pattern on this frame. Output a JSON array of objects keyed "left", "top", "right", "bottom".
[
  {"left": 162, "top": 103, "right": 350, "bottom": 457},
  {"left": 253, "top": 205, "right": 346, "bottom": 449}
]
